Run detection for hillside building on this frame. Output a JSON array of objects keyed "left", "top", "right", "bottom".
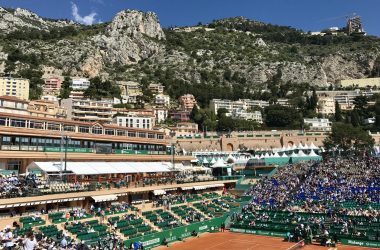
[
  {"left": 70, "top": 77, "right": 91, "bottom": 90},
  {"left": 304, "top": 118, "right": 332, "bottom": 131},
  {"left": 61, "top": 98, "right": 113, "bottom": 124},
  {"left": 113, "top": 113, "right": 155, "bottom": 130},
  {"left": 179, "top": 94, "right": 197, "bottom": 111},
  {"left": 0, "top": 77, "right": 30, "bottom": 100}
]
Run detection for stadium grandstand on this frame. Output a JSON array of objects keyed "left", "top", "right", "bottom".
[{"left": 0, "top": 113, "right": 379, "bottom": 249}]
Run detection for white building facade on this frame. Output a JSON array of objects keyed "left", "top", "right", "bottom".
[
  {"left": 70, "top": 78, "right": 91, "bottom": 90},
  {"left": 113, "top": 114, "right": 155, "bottom": 129},
  {"left": 304, "top": 118, "right": 332, "bottom": 131}
]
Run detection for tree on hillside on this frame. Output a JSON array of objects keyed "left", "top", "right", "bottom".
[
  {"left": 59, "top": 76, "right": 72, "bottom": 99},
  {"left": 18, "top": 68, "right": 44, "bottom": 100},
  {"left": 350, "top": 110, "right": 361, "bottom": 127},
  {"left": 84, "top": 77, "right": 121, "bottom": 100},
  {"left": 323, "top": 122, "right": 374, "bottom": 152},
  {"left": 264, "top": 104, "right": 301, "bottom": 128},
  {"left": 309, "top": 89, "right": 318, "bottom": 110},
  {"left": 334, "top": 101, "right": 343, "bottom": 122}
]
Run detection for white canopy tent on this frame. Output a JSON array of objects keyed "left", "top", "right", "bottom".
[
  {"left": 281, "top": 152, "right": 288, "bottom": 158},
  {"left": 226, "top": 154, "right": 237, "bottom": 162},
  {"left": 298, "top": 150, "right": 306, "bottom": 157},
  {"left": 309, "top": 142, "right": 319, "bottom": 150},
  {"left": 290, "top": 152, "right": 299, "bottom": 157},
  {"left": 27, "top": 161, "right": 173, "bottom": 175},
  {"left": 211, "top": 158, "right": 227, "bottom": 168},
  {"left": 309, "top": 150, "right": 319, "bottom": 157}
]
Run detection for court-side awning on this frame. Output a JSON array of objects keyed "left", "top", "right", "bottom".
[
  {"left": 153, "top": 190, "right": 166, "bottom": 196},
  {"left": 0, "top": 197, "right": 85, "bottom": 208},
  {"left": 91, "top": 194, "right": 118, "bottom": 203},
  {"left": 27, "top": 161, "right": 173, "bottom": 175},
  {"left": 181, "top": 186, "right": 194, "bottom": 190}
]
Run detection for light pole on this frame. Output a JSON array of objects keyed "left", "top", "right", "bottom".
[
  {"left": 63, "top": 135, "right": 70, "bottom": 182},
  {"left": 169, "top": 130, "right": 176, "bottom": 170}
]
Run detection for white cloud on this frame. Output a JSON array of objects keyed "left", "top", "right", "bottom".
[{"left": 71, "top": 2, "right": 97, "bottom": 25}]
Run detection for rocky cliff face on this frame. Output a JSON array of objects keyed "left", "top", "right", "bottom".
[
  {"left": 1, "top": 7, "right": 379, "bottom": 88},
  {"left": 93, "top": 10, "right": 165, "bottom": 66},
  {"left": 0, "top": 7, "right": 73, "bottom": 33}
]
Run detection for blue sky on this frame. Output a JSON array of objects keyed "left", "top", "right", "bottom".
[{"left": 1, "top": 0, "right": 379, "bottom": 36}]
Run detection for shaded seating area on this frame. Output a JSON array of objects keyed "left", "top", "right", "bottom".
[
  {"left": 171, "top": 205, "right": 206, "bottom": 223},
  {"left": 143, "top": 209, "right": 181, "bottom": 230},
  {"left": 66, "top": 220, "right": 110, "bottom": 247},
  {"left": 20, "top": 215, "right": 45, "bottom": 228}
]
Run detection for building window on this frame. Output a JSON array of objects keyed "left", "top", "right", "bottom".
[
  {"left": 7, "top": 160, "right": 21, "bottom": 171},
  {"left": 20, "top": 137, "right": 29, "bottom": 146},
  {"left": 29, "top": 121, "right": 44, "bottom": 129},
  {"left": 47, "top": 123, "right": 60, "bottom": 131},
  {"left": 92, "top": 126, "right": 103, "bottom": 134},
  {"left": 138, "top": 132, "right": 146, "bottom": 138},
  {"left": 105, "top": 129, "right": 115, "bottom": 135},
  {"left": 10, "top": 119, "right": 26, "bottom": 128},
  {"left": 1, "top": 136, "right": 11, "bottom": 145},
  {"left": 63, "top": 125, "right": 76, "bottom": 132},
  {"left": 79, "top": 126, "right": 90, "bottom": 133},
  {"left": 45, "top": 139, "right": 53, "bottom": 147},
  {"left": 128, "top": 131, "right": 136, "bottom": 137},
  {"left": 157, "top": 134, "right": 164, "bottom": 139},
  {"left": 0, "top": 117, "right": 6, "bottom": 126},
  {"left": 117, "top": 130, "right": 126, "bottom": 136},
  {"left": 148, "top": 133, "right": 155, "bottom": 139}
]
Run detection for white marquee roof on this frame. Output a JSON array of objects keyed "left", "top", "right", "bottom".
[{"left": 27, "top": 161, "right": 173, "bottom": 175}]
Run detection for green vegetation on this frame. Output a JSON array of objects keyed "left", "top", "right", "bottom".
[
  {"left": 323, "top": 122, "right": 374, "bottom": 152},
  {"left": 58, "top": 76, "right": 72, "bottom": 99},
  {"left": 84, "top": 77, "right": 121, "bottom": 100}
]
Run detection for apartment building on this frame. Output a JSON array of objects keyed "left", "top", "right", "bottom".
[
  {"left": 0, "top": 96, "right": 29, "bottom": 115},
  {"left": 61, "top": 98, "right": 113, "bottom": 124},
  {"left": 119, "top": 81, "right": 142, "bottom": 96},
  {"left": 69, "top": 91, "right": 85, "bottom": 100},
  {"left": 0, "top": 77, "right": 30, "bottom": 100},
  {"left": 317, "top": 97, "right": 335, "bottom": 115},
  {"left": 113, "top": 114, "right": 155, "bottom": 130},
  {"left": 70, "top": 77, "right": 91, "bottom": 90},
  {"left": 316, "top": 90, "right": 379, "bottom": 111},
  {"left": 148, "top": 83, "right": 164, "bottom": 94},
  {"left": 154, "top": 107, "right": 169, "bottom": 123},
  {"left": 171, "top": 122, "right": 199, "bottom": 136},
  {"left": 155, "top": 94, "right": 170, "bottom": 107},
  {"left": 210, "top": 99, "right": 291, "bottom": 114},
  {"left": 43, "top": 77, "right": 62, "bottom": 94},
  {"left": 169, "top": 110, "right": 190, "bottom": 122},
  {"left": 339, "top": 77, "right": 380, "bottom": 88},
  {"left": 28, "top": 100, "right": 67, "bottom": 118},
  {"left": 304, "top": 118, "right": 332, "bottom": 131},
  {"left": 179, "top": 94, "right": 197, "bottom": 111},
  {"left": 230, "top": 109, "right": 263, "bottom": 124}
]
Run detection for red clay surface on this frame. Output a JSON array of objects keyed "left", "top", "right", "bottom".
[{"left": 155, "top": 232, "right": 379, "bottom": 250}]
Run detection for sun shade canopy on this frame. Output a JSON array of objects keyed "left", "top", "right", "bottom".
[{"left": 27, "top": 161, "right": 173, "bottom": 175}]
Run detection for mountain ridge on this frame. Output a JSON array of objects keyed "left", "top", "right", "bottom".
[{"left": 0, "top": 7, "right": 380, "bottom": 104}]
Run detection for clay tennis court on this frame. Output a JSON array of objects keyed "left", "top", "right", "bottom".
[{"left": 155, "top": 232, "right": 379, "bottom": 250}]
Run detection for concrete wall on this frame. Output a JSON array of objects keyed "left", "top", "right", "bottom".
[{"left": 175, "top": 131, "right": 328, "bottom": 151}]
